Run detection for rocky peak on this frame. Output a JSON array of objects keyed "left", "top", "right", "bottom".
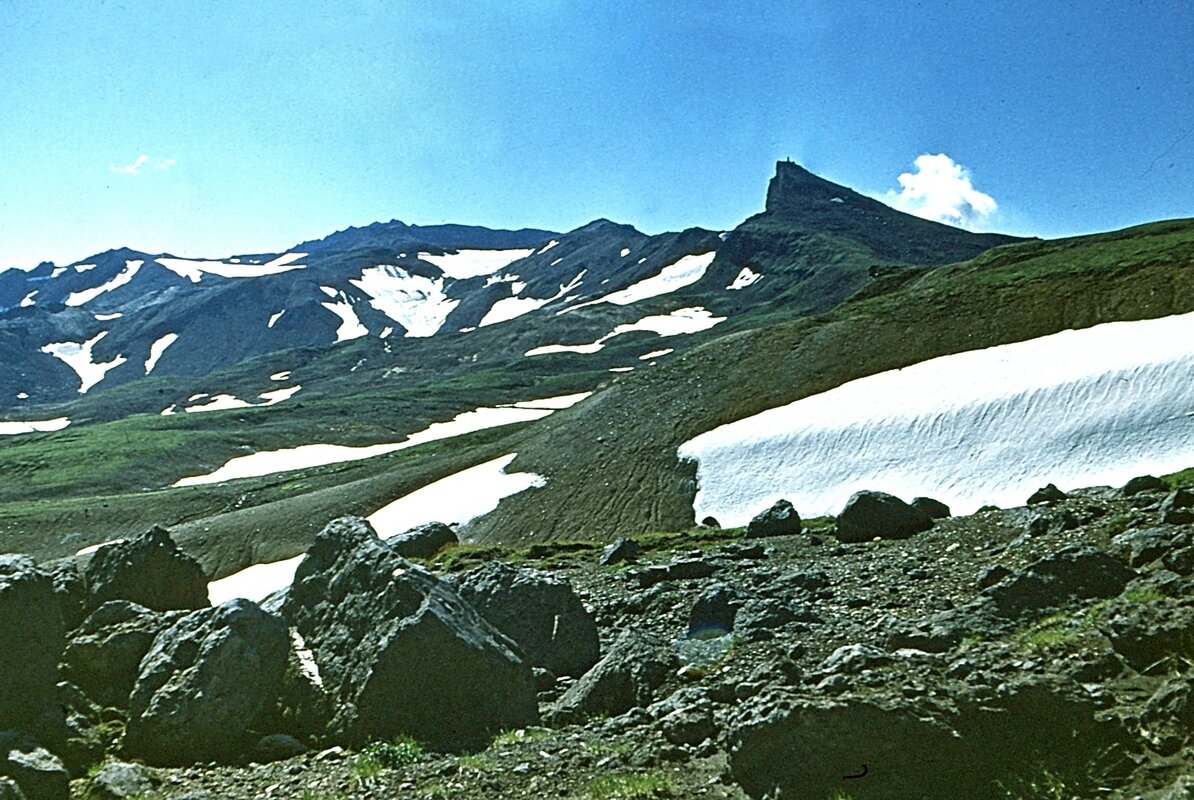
[{"left": 763, "top": 159, "right": 862, "bottom": 216}]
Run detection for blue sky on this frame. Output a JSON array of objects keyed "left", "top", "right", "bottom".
[{"left": 1, "top": 1, "right": 1191, "bottom": 268}]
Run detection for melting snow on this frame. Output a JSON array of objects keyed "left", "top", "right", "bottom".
[
  {"left": 566, "top": 252, "right": 716, "bottom": 311},
  {"left": 74, "top": 263, "right": 98, "bottom": 272},
  {"left": 727, "top": 267, "right": 763, "bottom": 290},
  {"left": 94, "top": 313, "right": 122, "bottom": 321},
  {"left": 609, "top": 367, "right": 635, "bottom": 373},
  {"left": 640, "top": 348, "right": 674, "bottom": 360},
  {"left": 349, "top": 265, "right": 457, "bottom": 338},
  {"left": 50, "top": 267, "right": 67, "bottom": 278},
  {"left": 41, "top": 331, "right": 127, "bottom": 393},
  {"left": 538, "top": 240, "right": 560, "bottom": 254},
  {"left": 0, "top": 417, "right": 71, "bottom": 436},
  {"left": 319, "top": 286, "right": 338, "bottom": 298},
  {"left": 621, "top": 248, "right": 631, "bottom": 257},
  {"left": 479, "top": 271, "right": 586, "bottom": 328},
  {"left": 417, "top": 248, "right": 535, "bottom": 279},
  {"left": 680, "top": 312, "right": 1194, "bottom": 524},
  {"left": 16, "top": 393, "right": 28, "bottom": 400},
  {"left": 76, "top": 538, "right": 124, "bottom": 556},
  {"left": 144, "top": 333, "right": 178, "bottom": 374},
  {"left": 526, "top": 307, "right": 726, "bottom": 357},
  {"left": 268, "top": 310, "right": 285, "bottom": 328},
  {"left": 205, "top": 453, "right": 545, "bottom": 602},
  {"left": 156, "top": 252, "right": 307, "bottom": 283},
  {"left": 321, "top": 298, "right": 369, "bottom": 342},
  {"left": 20, "top": 291, "right": 37, "bottom": 307},
  {"left": 174, "top": 393, "right": 588, "bottom": 487},
  {"left": 270, "top": 371, "right": 291, "bottom": 381},
  {"left": 182, "top": 385, "right": 301, "bottom": 414},
  {"left": 65, "top": 260, "right": 143, "bottom": 306}
]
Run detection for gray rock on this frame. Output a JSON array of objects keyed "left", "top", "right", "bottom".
[
  {"left": 0, "top": 777, "right": 23, "bottom": 800},
  {"left": 547, "top": 630, "right": 673, "bottom": 725},
  {"left": 1122, "top": 474, "right": 1169, "bottom": 496},
  {"left": 0, "top": 731, "right": 68, "bottom": 800},
  {"left": 451, "top": 561, "right": 600, "bottom": 678},
  {"left": 599, "top": 537, "right": 640, "bottom": 566},
  {"left": 83, "top": 527, "right": 208, "bottom": 613},
  {"left": 0, "top": 557, "right": 65, "bottom": 742},
  {"left": 88, "top": 762, "right": 157, "bottom": 799},
  {"left": 745, "top": 500, "right": 802, "bottom": 539},
  {"left": 634, "top": 557, "right": 718, "bottom": 588},
  {"left": 46, "top": 562, "right": 86, "bottom": 633},
  {"left": 386, "top": 521, "right": 458, "bottom": 560},
  {"left": 1112, "top": 527, "right": 1178, "bottom": 567},
  {"left": 1165, "top": 546, "right": 1194, "bottom": 576},
  {"left": 252, "top": 734, "right": 307, "bottom": 763},
  {"left": 817, "top": 644, "right": 892, "bottom": 675},
  {"left": 1160, "top": 488, "right": 1194, "bottom": 525},
  {"left": 124, "top": 599, "right": 290, "bottom": 765},
  {"left": 835, "top": 491, "right": 932, "bottom": 543},
  {"left": 658, "top": 705, "right": 715, "bottom": 746},
  {"left": 687, "top": 583, "right": 746, "bottom": 636},
  {"left": 1140, "top": 675, "right": 1194, "bottom": 756},
  {"left": 1022, "top": 507, "right": 1079, "bottom": 538},
  {"left": 1099, "top": 599, "right": 1194, "bottom": 673},
  {"left": 983, "top": 545, "right": 1135, "bottom": 619},
  {"left": 1027, "top": 483, "right": 1067, "bottom": 504},
  {"left": 61, "top": 601, "right": 180, "bottom": 709},
  {"left": 283, "top": 516, "right": 537, "bottom": 749},
  {"left": 911, "top": 496, "right": 951, "bottom": 519},
  {"left": 975, "top": 564, "right": 1012, "bottom": 589}
]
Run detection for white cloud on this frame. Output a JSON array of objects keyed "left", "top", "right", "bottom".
[
  {"left": 884, "top": 153, "right": 997, "bottom": 230},
  {"left": 108, "top": 154, "right": 175, "bottom": 175}
]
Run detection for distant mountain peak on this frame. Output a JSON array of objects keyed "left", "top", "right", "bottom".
[{"left": 764, "top": 159, "right": 865, "bottom": 215}]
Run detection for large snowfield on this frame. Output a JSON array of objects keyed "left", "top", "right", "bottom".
[{"left": 680, "top": 312, "right": 1194, "bottom": 525}]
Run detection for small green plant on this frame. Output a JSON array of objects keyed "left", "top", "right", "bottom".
[
  {"left": 363, "top": 734, "right": 423, "bottom": 768},
  {"left": 350, "top": 753, "right": 382, "bottom": 782},
  {"left": 588, "top": 770, "right": 679, "bottom": 799},
  {"left": 1122, "top": 585, "right": 1165, "bottom": 604},
  {"left": 456, "top": 752, "right": 495, "bottom": 772},
  {"left": 995, "top": 766, "right": 1074, "bottom": 799},
  {"left": 490, "top": 726, "right": 553, "bottom": 748},
  {"left": 300, "top": 792, "right": 348, "bottom": 800}
]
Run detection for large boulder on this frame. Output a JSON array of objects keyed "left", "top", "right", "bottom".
[
  {"left": 547, "top": 629, "right": 674, "bottom": 725},
  {"left": 450, "top": 561, "right": 600, "bottom": 678},
  {"left": 0, "top": 731, "right": 68, "bottom": 800},
  {"left": 1160, "top": 488, "right": 1194, "bottom": 525},
  {"left": 984, "top": 545, "right": 1136, "bottom": 619},
  {"left": 1099, "top": 599, "right": 1194, "bottom": 673},
  {"left": 745, "top": 500, "right": 802, "bottom": 539},
  {"left": 0, "top": 777, "right": 23, "bottom": 800},
  {"left": 386, "top": 521, "right": 458, "bottom": 560},
  {"left": 46, "top": 562, "right": 86, "bottom": 633},
  {"left": 84, "top": 527, "right": 208, "bottom": 613},
  {"left": 124, "top": 599, "right": 290, "bottom": 765},
  {"left": 835, "top": 491, "right": 933, "bottom": 543},
  {"left": 282, "top": 517, "right": 538, "bottom": 749},
  {"left": 0, "top": 557, "right": 65, "bottom": 741},
  {"left": 61, "top": 601, "right": 182, "bottom": 709}
]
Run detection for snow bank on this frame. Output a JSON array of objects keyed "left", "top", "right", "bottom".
[
  {"left": 321, "top": 298, "right": 369, "bottom": 342},
  {"left": 20, "top": 291, "right": 37, "bottom": 307},
  {"left": 206, "top": 453, "right": 544, "bottom": 603},
  {"left": 417, "top": 248, "right": 535, "bottom": 279},
  {"left": 350, "top": 265, "right": 458, "bottom": 338},
  {"left": 174, "top": 392, "right": 589, "bottom": 487},
  {"left": 526, "top": 306, "right": 726, "bottom": 357},
  {"left": 41, "top": 331, "right": 127, "bottom": 393},
  {"left": 680, "top": 312, "right": 1194, "bottom": 524},
  {"left": 181, "top": 385, "right": 301, "bottom": 414},
  {"left": 156, "top": 252, "right": 307, "bottom": 283},
  {"left": 569, "top": 252, "right": 715, "bottom": 309},
  {"left": 478, "top": 271, "right": 585, "bottom": 328},
  {"left": 0, "top": 417, "right": 71, "bottom": 436},
  {"left": 66, "top": 260, "right": 143, "bottom": 306},
  {"left": 144, "top": 333, "right": 178, "bottom": 374},
  {"left": 727, "top": 267, "right": 762, "bottom": 290}
]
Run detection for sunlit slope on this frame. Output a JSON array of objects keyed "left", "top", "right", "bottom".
[{"left": 466, "top": 218, "right": 1194, "bottom": 544}]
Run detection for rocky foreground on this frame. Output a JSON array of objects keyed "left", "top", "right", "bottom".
[{"left": 1, "top": 479, "right": 1193, "bottom": 799}]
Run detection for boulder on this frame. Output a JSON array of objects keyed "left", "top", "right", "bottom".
[
  {"left": 386, "top": 521, "right": 458, "bottom": 560},
  {"left": 983, "top": 546, "right": 1135, "bottom": 619},
  {"left": 835, "top": 491, "right": 933, "bottom": 543},
  {"left": 124, "top": 599, "right": 290, "bottom": 765},
  {"left": 252, "top": 734, "right": 307, "bottom": 763},
  {"left": 911, "top": 496, "right": 951, "bottom": 519},
  {"left": 1112, "top": 528, "right": 1180, "bottom": 568},
  {"left": 687, "top": 583, "right": 746, "bottom": 636},
  {"left": 1099, "top": 599, "right": 1194, "bottom": 673},
  {"left": 0, "top": 778, "right": 23, "bottom": 800},
  {"left": 1140, "top": 675, "right": 1194, "bottom": 756},
  {"left": 1123, "top": 475, "right": 1169, "bottom": 496},
  {"left": 599, "top": 537, "right": 640, "bottom": 566},
  {"left": 83, "top": 527, "right": 208, "bottom": 613},
  {"left": 0, "top": 557, "right": 65, "bottom": 741},
  {"left": 451, "top": 561, "right": 600, "bottom": 678},
  {"left": 1021, "top": 507, "right": 1079, "bottom": 538},
  {"left": 0, "top": 732, "right": 68, "bottom": 800},
  {"left": 1160, "top": 488, "right": 1194, "bottom": 525},
  {"left": 87, "top": 762, "right": 157, "bottom": 799},
  {"left": 547, "top": 630, "right": 674, "bottom": 725},
  {"left": 282, "top": 517, "right": 538, "bottom": 748},
  {"left": 1027, "top": 483, "right": 1067, "bottom": 504},
  {"left": 46, "top": 562, "right": 86, "bottom": 633},
  {"left": 745, "top": 500, "right": 802, "bottom": 539},
  {"left": 634, "top": 557, "right": 718, "bottom": 588},
  {"left": 61, "top": 601, "right": 181, "bottom": 709}
]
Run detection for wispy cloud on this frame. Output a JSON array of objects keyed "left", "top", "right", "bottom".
[
  {"left": 108, "top": 154, "right": 176, "bottom": 175},
  {"left": 884, "top": 154, "right": 997, "bottom": 230}
]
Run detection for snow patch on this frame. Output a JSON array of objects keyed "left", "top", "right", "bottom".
[
  {"left": 350, "top": 265, "right": 457, "bottom": 338},
  {"left": 268, "top": 310, "right": 285, "bottom": 328},
  {"left": 321, "top": 299, "right": 369, "bottom": 342},
  {"left": 620, "top": 248, "right": 631, "bottom": 257},
  {"left": 479, "top": 271, "right": 586, "bottom": 328},
  {"left": 680, "top": 312, "right": 1194, "bottom": 524},
  {"left": 74, "top": 263, "right": 97, "bottom": 272},
  {"left": 640, "top": 348, "right": 674, "bottom": 360},
  {"left": 259, "top": 385, "right": 302, "bottom": 404},
  {"left": 76, "top": 538, "right": 124, "bottom": 556},
  {"left": 182, "top": 385, "right": 300, "bottom": 414},
  {"left": 206, "top": 453, "right": 544, "bottom": 602},
  {"left": 270, "top": 371, "right": 291, "bottom": 381},
  {"left": 526, "top": 307, "right": 726, "bottom": 357},
  {"left": 727, "top": 267, "right": 762, "bottom": 290},
  {"left": 20, "top": 291, "right": 37, "bottom": 307},
  {"left": 537, "top": 240, "right": 559, "bottom": 254},
  {"left": 50, "top": 267, "right": 67, "bottom": 278},
  {"left": 156, "top": 252, "right": 307, "bottom": 283},
  {"left": 509, "top": 392, "right": 592, "bottom": 410},
  {"left": 41, "top": 331, "right": 127, "bottom": 393},
  {"left": 609, "top": 367, "right": 635, "bottom": 373},
  {"left": 94, "top": 313, "right": 122, "bottom": 321},
  {"left": 567, "top": 252, "right": 715, "bottom": 310},
  {"left": 65, "top": 260, "right": 143, "bottom": 306},
  {"left": 0, "top": 417, "right": 71, "bottom": 436},
  {"left": 144, "top": 333, "right": 178, "bottom": 374},
  {"left": 417, "top": 248, "right": 534, "bottom": 279}
]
